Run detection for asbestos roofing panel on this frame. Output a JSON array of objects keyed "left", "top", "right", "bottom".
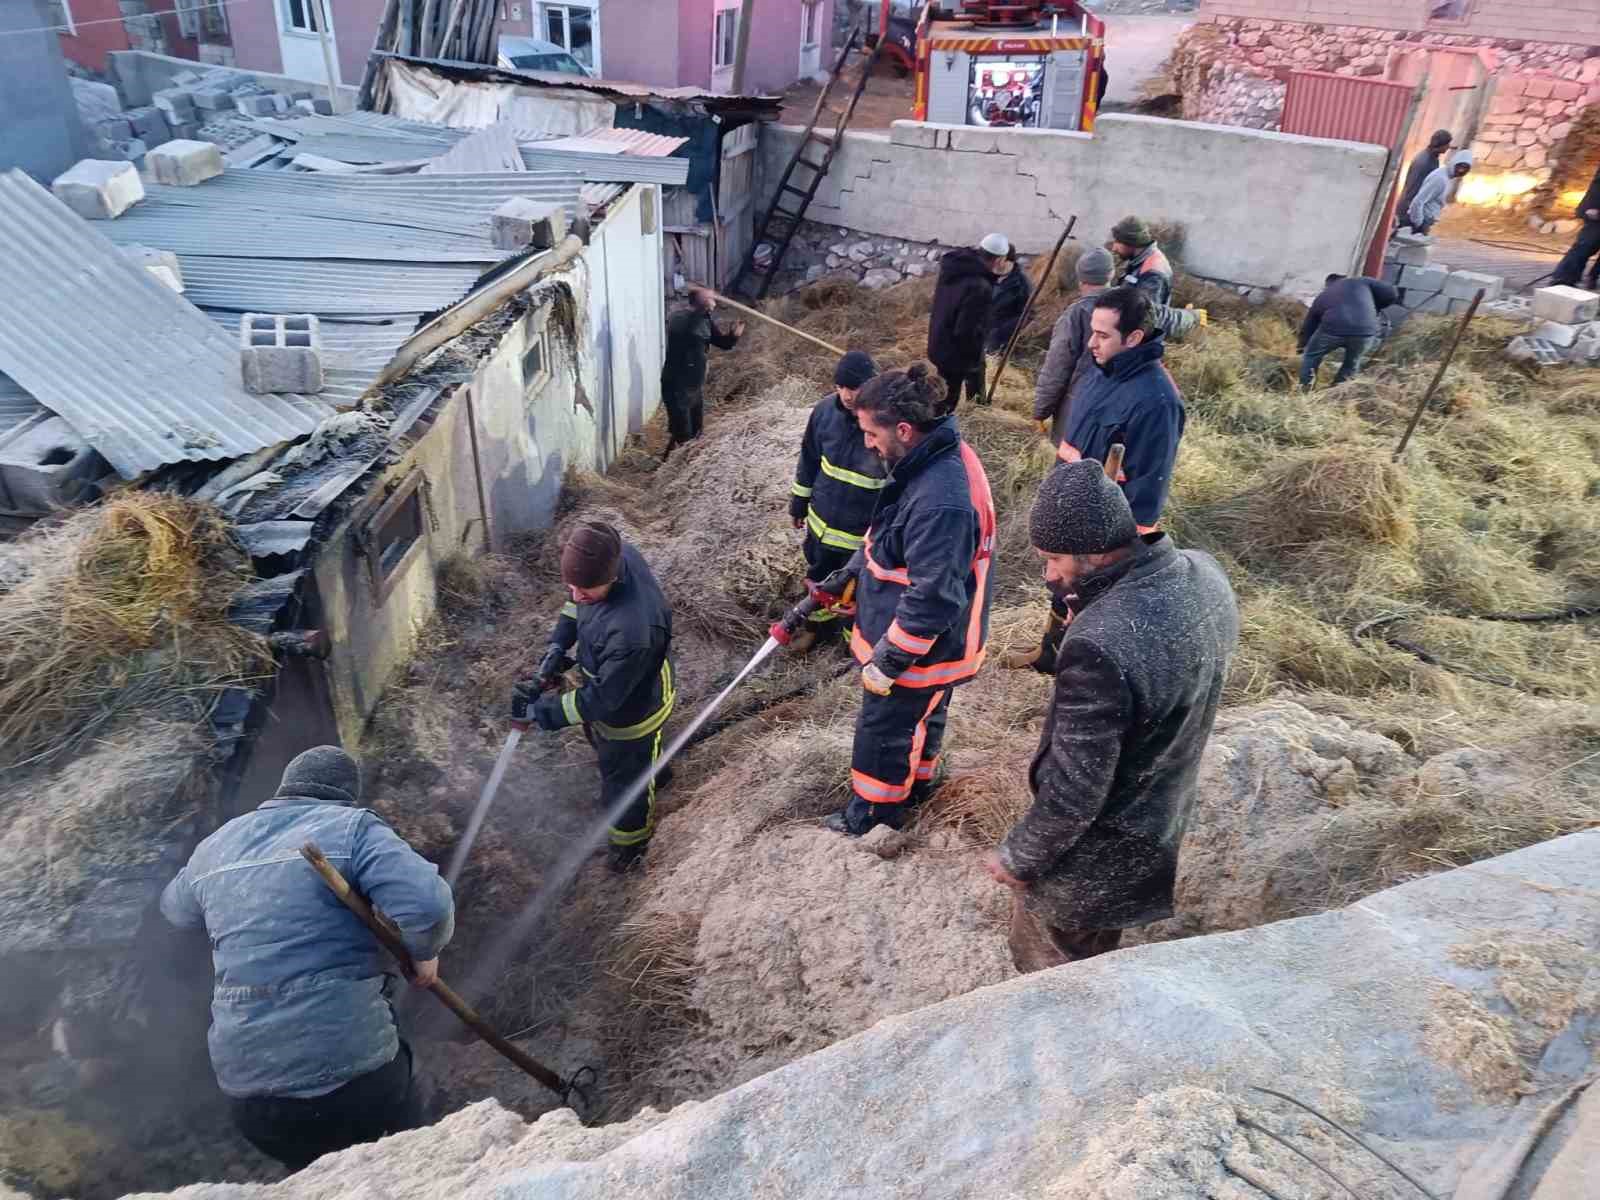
[{"left": 0, "top": 171, "right": 332, "bottom": 480}]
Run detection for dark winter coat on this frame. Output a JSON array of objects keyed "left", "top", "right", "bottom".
[
  {"left": 1297, "top": 276, "right": 1401, "bottom": 346},
  {"left": 848, "top": 416, "right": 996, "bottom": 689},
  {"left": 1033, "top": 293, "right": 1098, "bottom": 444},
  {"left": 985, "top": 267, "right": 1031, "bottom": 354},
  {"left": 1117, "top": 243, "right": 1173, "bottom": 308},
  {"left": 1577, "top": 165, "right": 1600, "bottom": 217},
  {"left": 537, "top": 543, "right": 674, "bottom": 740},
  {"left": 1397, "top": 145, "right": 1444, "bottom": 225},
  {"left": 1060, "top": 333, "right": 1186, "bottom": 529},
  {"left": 927, "top": 248, "right": 997, "bottom": 374},
  {"left": 661, "top": 307, "right": 739, "bottom": 394},
  {"left": 999, "top": 534, "right": 1239, "bottom": 930},
  {"left": 790, "top": 392, "right": 888, "bottom": 551},
  {"left": 161, "top": 799, "right": 453, "bottom": 1098}
]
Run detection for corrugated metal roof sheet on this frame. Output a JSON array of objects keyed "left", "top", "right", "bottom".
[
  {"left": 0, "top": 372, "right": 43, "bottom": 439},
  {"left": 233, "top": 520, "right": 315, "bottom": 557},
  {"left": 420, "top": 122, "right": 528, "bottom": 174},
  {"left": 581, "top": 182, "right": 625, "bottom": 210},
  {"left": 183, "top": 257, "right": 484, "bottom": 316},
  {"left": 0, "top": 171, "right": 333, "bottom": 480},
  {"left": 1280, "top": 70, "right": 1412, "bottom": 147},
  {"left": 381, "top": 52, "right": 786, "bottom": 108},
  {"left": 533, "top": 128, "right": 689, "bottom": 157},
  {"left": 519, "top": 144, "right": 689, "bottom": 185}
]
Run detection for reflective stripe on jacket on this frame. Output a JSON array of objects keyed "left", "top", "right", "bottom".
[
  {"left": 848, "top": 417, "right": 995, "bottom": 688},
  {"left": 792, "top": 391, "right": 887, "bottom": 551}
]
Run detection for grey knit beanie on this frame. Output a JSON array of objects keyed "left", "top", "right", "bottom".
[
  {"left": 1029, "top": 460, "right": 1138, "bottom": 555},
  {"left": 1076, "top": 246, "right": 1114, "bottom": 286},
  {"left": 276, "top": 745, "right": 362, "bottom": 806}
]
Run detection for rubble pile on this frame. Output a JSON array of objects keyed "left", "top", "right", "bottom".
[{"left": 1509, "top": 284, "right": 1600, "bottom": 366}]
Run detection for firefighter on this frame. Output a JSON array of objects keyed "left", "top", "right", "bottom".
[
  {"left": 785, "top": 350, "right": 883, "bottom": 653},
  {"left": 1109, "top": 215, "right": 1200, "bottom": 339},
  {"left": 660, "top": 286, "right": 744, "bottom": 456},
  {"left": 511, "top": 520, "right": 674, "bottom": 871},
  {"left": 777, "top": 363, "right": 996, "bottom": 836}
]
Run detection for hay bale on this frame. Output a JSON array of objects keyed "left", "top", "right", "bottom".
[{"left": 1200, "top": 450, "right": 1416, "bottom": 558}]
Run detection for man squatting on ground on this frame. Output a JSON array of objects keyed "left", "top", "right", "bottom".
[
  {"left": 511, "top": 521, "right": 675, "bottom": 871},
  {"left": 778, "top": 363, "right": 997, "bottom": 836},
  {"left": 659, "top": 286, "right": 745, "bottom": 455},
  {"left": 1298, "top": 272, "right": 1399, "bottom": 389},
  {"left": 786, "top": 350, "right": 883, "bottom": 653},
  {"left": 985, "top": 462, "right": 1239, "bottom": 972},
  {"left": 161, "top": 747, "right": 455, "bottom": 1169}
]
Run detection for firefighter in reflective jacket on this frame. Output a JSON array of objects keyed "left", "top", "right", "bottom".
[
  {"left": 785, "top": 350, "right": 883, "bottom": 653},
  {"left": 511, "top": 520, "right": 674, "bottom": 871},
  {"left": 778, "top": 363, "right": 996, "bottom": 837}
]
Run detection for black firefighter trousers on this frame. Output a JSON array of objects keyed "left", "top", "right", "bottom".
[
  {"left": 662, "top": 384, "right": 705, "bottom": 445},
  {"left": 586, "top": 725, "right": 662, "bottom": 850},
  {"left": 845, "top": 685, "right": 952, "bottom": 833}
]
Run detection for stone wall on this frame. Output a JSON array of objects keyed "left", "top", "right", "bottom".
[
  {"left": 1469, "top": 72, "right": 1593, "bottom": 215},
  {"left": 1170, "top": 28, "right": 1284, "bottom": 129}
]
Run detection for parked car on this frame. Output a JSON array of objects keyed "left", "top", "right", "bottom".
[{"left": 496, "top": 36, "right": 593, "bottom": 76}]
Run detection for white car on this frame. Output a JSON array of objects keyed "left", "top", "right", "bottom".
[{"left": 496, "top": 36, "right": 593, "bottom": 76}]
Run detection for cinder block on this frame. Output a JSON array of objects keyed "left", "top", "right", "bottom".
[
  {"left": 292, "top": 99, "right": 318, "bottom": 115},
  {"left": 889, "top": 120, "right": 942, "bottom": 149},
  {"left": 491, "top": 197, "right": 569, "bottom": 252},
  {"left": 1506, "top": 335, "right": 1565, "bottom": 365},
  {"left": 1569, "top": 335, "right": 1600, "bottom": 363},
  {"left": 239, "top": 314, "right": 324, "bottom": 394},
  {"left": 237, "top": 94, "right": 278, "bottom": 116},
  {"left": 119, "top": 244, "right": 183, "bottom": 292},
  {"left": 172, "top": 69, "right": 202, "bottom": 85},
  {"left": 1533, "top": 320, "right": 1580, "bottom": 348},
  {"left": 191, "top": 87, "right": 236, "bottom": 112},
  {"left": 1402, "top": 264, "right": 1448, "bottom": 292},
  {"left": 269, "top": 94, "right": 292, "bottom": 113},
  {"left": 312, "top": 98, "right": 334, "bottom": 115},
  {"left": 126, "top": 106, "right": 168, "bottom": 144},
  {"left": 1413, "top": 293, "right": 1450, "bottom": 314},
  {"left": 1380, "top": 261, "right": 1401, "bottom": 284},
  {"left": 97, "top": 116, "right": 134, "bottom": 142},
  {"left": 153, "top": 88, "right": 196, "bottom": 121},
  {"left": 289, "top": 89, "right": 313, "bottom": 101},
  {"left": 1388, "top": 241, "right": 1431, "bottom": 266},
  {"left": 147, "top": 139, "right": 224, "bottom": 186},
  {"left": 1532, "top": 284, "right": 1600, "bottom": 325},
  {"left": 167, "top": 122, "right": 201, "bottom": 142},
  {"left": 0, "top": 414, "right": 103, "bottom": 514},
  {"left": 50, "top": 159, "right": 145, "bottom": 219},
  {"left": 116, "top": 138, "right": 149, "bottom": 166},
  {"left": 1444, "top": 270, "right": 1503, "bottom": 302}
]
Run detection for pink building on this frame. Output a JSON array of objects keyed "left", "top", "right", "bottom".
[{"left": 218, "top": 0, "right": 832, "bottom": 94}]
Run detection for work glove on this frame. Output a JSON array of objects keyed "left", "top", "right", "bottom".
[
  {"left": 1192, "top": 307, "right": 1209, "bottom": 327},
  {"left": 509, "top": 679, "right": 540, "bottom": 729},
  {"left": 861, "top": 662, "right": 896, "bottom": 696},
  {"left": 537, "top": 645, "right": 573, "bottom": 688},
  {"left": 863, "top": 637, "right": 915, "bottom": 696},
  {"left": 805, "top": 576, "right": 856, "bottom": 618},
  {"left": 531, "top": 691, "right": 570, "bottom": 732},
  {"left": 788, "top": 493, "right": 809, "bottom": 527}
]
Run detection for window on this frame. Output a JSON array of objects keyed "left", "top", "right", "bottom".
[
  {"left": 801, "top": 1, "right": 821, "bottom": 49},
  {"left": 361, "top": 471, "right": 428, "bottom": 601},
  {"left": 714, "top": 6, "right": 738, "bottom": 69},
  {"left": 284, "top": 0, "right": 330, "bottom": 35},
  {"left": 538, "top": 3, "right": 596, "bottom": 72},
  {"left": 45, "top": 0, "right": 75, "bottom": 35},
  {"left": 176, "top": 0, "right": 200, "bottom": 37},
  {"left": 1427, "top": 0, "right": 1471, "bottom": 20},
  {"left": 522, "top": 309, "right": 551, "bottom": 394}
]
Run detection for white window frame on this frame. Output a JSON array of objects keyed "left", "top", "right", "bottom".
[
  {"left": 801, "top": 1, "right": 821, "bottom": 49},
  {"left": 283, "top": 0, "right": 331, "bottom": 37},
  {"left": 1425, "top": 0, "right": 1473, "bottom": 23},
  {"left": 713, "top": 5, "right": 739, "bottom": 70},
  {"left": 537, "top": 1, "right": 600, "bottom": 74},
  {"left": 47, "top": 0, "right": 76, "bottom": 36},
  {"left": 176, "top": 0, "right": 201, "bottom": 37}
]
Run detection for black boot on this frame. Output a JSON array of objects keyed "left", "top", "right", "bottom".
[
  {"left": 908, "top": 765, "right": 947, "bottom": 809},
  {"left": 607, "top": 842, "right": 648, "bottom": 873},
  {"left": 823, "top": 795, "right": 906, "bottom": 836}
]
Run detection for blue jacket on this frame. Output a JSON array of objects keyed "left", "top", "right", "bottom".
[
  {"left": 1061, "top": 334, "right": 1186, "bottom": 529},
  {"left": 849, "top": 416, "right": 996, "bottom": 690},
  {"left": 791, "top": 391, "right": 888, "bottom": 552},
  {"left": 161, "top": 796, "right": 454, "bottom": 1099}
]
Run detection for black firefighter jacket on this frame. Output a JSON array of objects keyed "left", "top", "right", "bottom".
[
  {"left": 848, "top": 417, "right": 996, "bottom": 689},
  {"left": 927, "top": 248, "right": 997, "bottom": 375},
  {"left": 791, "top": 391, "right": 888, "bottom": 552},
  {"left": 539, "top": 543, "right": 675, "bottom": 740},
  {"left": 1000, "top": 535, "right": 1239, "bottom": 930},
  {"left": 660, "top": 307, "right": 739, "bottom": 395}
]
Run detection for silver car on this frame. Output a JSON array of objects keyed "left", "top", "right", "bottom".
[{"left": 496, "top": 36, "right": 592, "bottom": 76}]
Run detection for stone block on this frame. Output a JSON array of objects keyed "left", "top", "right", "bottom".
[
  {"left": 491, "top": 197, "right": 568, "bottom": 252},
  {"left": 190, "top": 87, "right": 235, "bottom": 112},
  {"left": 147, "top": 139, "right": 224, "bottom": 186},
  {"left": 312, "top": 98, "right": 334, "bottom": 115},
  {"left": 1402, "top": 264, "right": 1448, "bottom": 292},
  {"left": 1532, "top": 284, "right": 1599, "bottom": 324},
  {"left": 97, "top": 116, "right": 134, "bottom": 142},
  {"left": 152, "top": 88, "right": 195, "bottom": 120},
  {"left": 1387, "top": 241, "right": 1431, "bottom": 265},
  {"left": 1533, "top": 320, "right": 1579, "bottom": 348},
  {"left": 292, "top": 100, "right": 317, "bottom": 115},
  {"left": 290, "top": 89, "right": 314, "bottom": 101},
  {"left": 237, "top": 94, "right": 278, "bottom": 116},
  {"left": 240, "top": 314, "right": 324, "bottom": 394},
  {"left": 1444, "top": 270, "right": 1502, "bottom": 302},
  {"left": 1524, "top": 77, "right": 1554, "bottom": 99},
  {"left": 126, "top": 106, "right": 168, "bottom": 143},
  {"left": 167, "top": 122, "right": 201, "bottom": 142},
  {"left": 118, "top": 244, "right": 183, "bottom": 292},
  {"left": 270, "top": 94, "right": 292, "bottom": 113},
  {"left": 50, "top": 159, "right": 145, "bottom": 220},
  {"left": 1570, "top": 335, "right": 1600, "bottom": 363}
]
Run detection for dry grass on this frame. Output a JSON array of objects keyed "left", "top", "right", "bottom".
[{"left": 0, "top": 493, "right": 268, "bottom": 770}]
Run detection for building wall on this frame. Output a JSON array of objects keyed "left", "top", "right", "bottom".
[
  {"left": 759, "top": 116, "right": 1387, "bottom": 294},
  {"left": 1199, "top": 0, "right": 1600, "bottom": 45},
  {"left": 602, "top": 0, "right": 681, "bottom": 89},
  {"left": 55, "top": 0, "right": 131, "bottom": 73},
  {"left": 227, "top": 0, "right": 285, "bottom": 74},
  {"left": 680, "top": 0, "right": 715, "bottom": 91},
  {"left": 2, "top": 0, "right": 90, "bottom": 182}
]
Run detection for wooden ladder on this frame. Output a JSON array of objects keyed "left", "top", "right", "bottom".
[{"left": 732, "top": 19, "right": 884, "bottom": 300}]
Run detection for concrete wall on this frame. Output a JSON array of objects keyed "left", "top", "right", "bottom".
[
  {"left": 318, "top": 186, "right": 665, "bottom": 741},
  {"left": 1199, "top": 0, "right": 1600, "bottom": 45},
  {"left": 1, "top": 0, "right": 90, "bottom": 183},
  {"left": 108, "top": 48, "right": 360, "bottom": 108},
  {"left": 759, "top": 115, "right": 1388, "bottom": 293}
]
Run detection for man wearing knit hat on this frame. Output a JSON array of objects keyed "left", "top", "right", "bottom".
[
  {"left": 162, "top": 746, "right": 455, "bottom": 1168},
  {"left": 983, "top": 461, "right": 1238, "bottom": 973},
  {"left": 660, "top": 286, "right": 745, "bottom": 457},
  {"left": 1109, "top": 215, "right": 1202, "bottom": 339},
  {"left": 511, "top": 519, "right": 674, "bottom": 870},
  {"left": 1033, "top": 246, "right": 1113, "bottom": 448},
  {"left": 786, "top": 350, "right": 883, "bottom": 653},
  {"left": 927, "top": 233, "right": 1010, "bottom": 410}
]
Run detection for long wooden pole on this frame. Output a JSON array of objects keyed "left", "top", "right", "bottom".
[
  {"left": 987, "top": 215, "right": 1077, "bottom": 404},
  {"left": 1392, "top": 287, "right": 1483, "bottom": 461},
  {"left": 729, "top": 0, "right": 756, "bottom": 94},
  {"left": 300, "top": 843, "right": 570, "bottom": 1099},
  {"left": 710, "top": 291, "right": 845, "bottom": 356}
]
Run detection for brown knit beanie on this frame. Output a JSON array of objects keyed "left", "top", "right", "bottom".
[
  {"left": 1029, "top": 460, "right": 1138, "bottom": 555},
  {"left": 561, "top": 520, "right": 622, "bottom": 588},
  {"left": 1110, "top": 215, "right": 1155, "bottom": 249}
]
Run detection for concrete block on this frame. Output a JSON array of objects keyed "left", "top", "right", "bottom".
[
  {"left": 190, "top": 87, "right": 236, "bottom": 112},
  {"left": 116, "top": 138, "right": 149, "bottom": 166},
  {"left": 1533, "top": 320, "right": 1579, "bottom": 348},
  {"left": 50, "top": 159, "right": 145, "bottom": 220},
  {"left": 237, "top": 94, "right": 278, "bottom": 116},
  {"left": 147, "top": 139, "right": 224, "bottom": 186},
  {"left": 1444, "top": 270, "right": 1502, "bottom": 302},
  {"left": 0, "top": 414, "right": 104, "bottom": 514},
  {"left": 289, "top": 89, "right": 313, "bottom": 101},
  {"left": 167, "top": 122, "right": 201, "bottom": 142},
  {"left": 312, "top": 98, "right": 334, "bottom": 115},
  {"left": 491, "top": 197, "right": 568, "bottom": 252},
  {"left": 119, "top": 244, "right": 183, "bottom": 292},
  {"left": 1532, "top": 285, "right": 1599, "bottom": 325},
  {"left": 270, "top": 94, "right": 292, "bottom": 113},
  {"left": 1413, "top": 293, "right": 1450, "bottom": 314},
  {"left": 1388, "top": 241, "right": 1431, "bottom": 266},
  {"left": 1569, "top": 335, "right": 1600, "bottom": 363},
  {"left": 1401, "top": 264, "right": 1448, "bottom": 292},
  {"left": 97, "top": 116, "right": 135, "bottom": 142},
  {"left": 172, "top": 69, "right": 202, "bottom": 85},
  {"left": 292, "top": 99, "right": 317, "bottom": 115},
  {"left": 947, "top": 126, "right": 1008, "bottom": 154},
  {"left": 889, "top": 120, "right": 942, "bottom": 149},
  {"left": 239, "top": 314, "right": 324, "bottom": 394},
  {"left": 126, "top": 106, "right": 168, "bottom": 144},
  {"left": 1506, "top": 336, "right": 1564, "bottom": 365},
  {"left": 1380, "top": 261, "right": 1401, "bottom": 285},
  {"left": 152, "top": 88, "right": 196, "bottom": 121}
]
